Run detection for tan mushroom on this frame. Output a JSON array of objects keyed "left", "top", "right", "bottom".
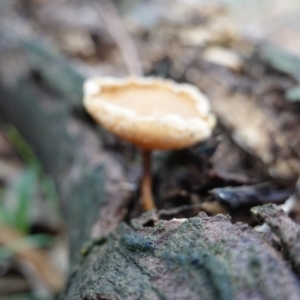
[{"left": 83, "top": 77, "right": 216, "bottom": 211}]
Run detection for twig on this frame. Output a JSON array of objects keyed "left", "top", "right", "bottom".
[{"left": 95, "top": 0, "right": 143, "bottom": 76}]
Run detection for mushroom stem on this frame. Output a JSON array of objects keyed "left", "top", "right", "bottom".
[{"left": 141, "top": 150, "right": 155, "bottom": 211}]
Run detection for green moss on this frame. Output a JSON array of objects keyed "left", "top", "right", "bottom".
[
  {"left": 163, "top": 250, "right": 234, "bottom": 300},
  {"left": 249, "top": 253, "right": 262, "bottom": 277},
  {"left": 211, "top": 244, "right": 224, "bottom": 255},
  {"left": 121, "top": 234, "right": 155, "bottom": 253}
]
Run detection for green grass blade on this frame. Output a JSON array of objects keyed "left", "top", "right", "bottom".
[{"left": 14, "top": 167, "right": 38, "bottom": 233}]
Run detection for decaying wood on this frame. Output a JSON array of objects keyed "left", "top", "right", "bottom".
[
  {"left": 64, "top": 212, "right": 300, "bottom": 300},
  {"left": 252, "top": 203, "right": 300, "bottom": 274}
]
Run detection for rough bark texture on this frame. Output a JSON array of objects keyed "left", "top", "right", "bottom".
[
  {"left": 64, "top": 212, "right": 300, "bottom": 300},
  {"left": 252, "top": 204, "right": 300, "bottom": 274}
]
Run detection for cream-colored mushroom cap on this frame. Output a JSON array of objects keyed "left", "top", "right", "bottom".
[{"left": 83, "top": 77, "right": 216, "bottom": 150}]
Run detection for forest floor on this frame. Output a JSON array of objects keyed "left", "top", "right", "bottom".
[{"left": 0, "top": 0, "right": 300, "bottom": 299}]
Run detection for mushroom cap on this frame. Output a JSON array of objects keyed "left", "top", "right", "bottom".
[{"left": 83, "top": 77, "right": 216, "bottom": 150}]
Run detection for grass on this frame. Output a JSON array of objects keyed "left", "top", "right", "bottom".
[
  {"left": 0, "top": 126, "right": 63, "bottom": 299},
  {"left": 0, "top": 126, "right": 60, "bottom": 252},
  {"left": 0, "top": 126, "right": 60, "bottom": 234}
]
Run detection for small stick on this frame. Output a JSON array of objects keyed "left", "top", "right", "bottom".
[
  {"left": 96, "top": 0, "right": 143, "bottom": 76},
  {"left": 141, "top": 150, "right": 155, "bottom": 211}
]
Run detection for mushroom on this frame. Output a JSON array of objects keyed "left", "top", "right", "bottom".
[{"left": 83, "top": 77, "right": 216, "bottom": 211}]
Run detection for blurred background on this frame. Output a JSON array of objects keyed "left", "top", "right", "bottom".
[{"left": 0, "top": 0, "right": 300, "bottom": 299}]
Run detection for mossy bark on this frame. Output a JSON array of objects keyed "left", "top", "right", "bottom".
[
  {"left": 252, "top": 203, "right": 300, "bottom": 274},
  {"left": 64, "top": 212, "right": 300, "bottom": 300}
]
